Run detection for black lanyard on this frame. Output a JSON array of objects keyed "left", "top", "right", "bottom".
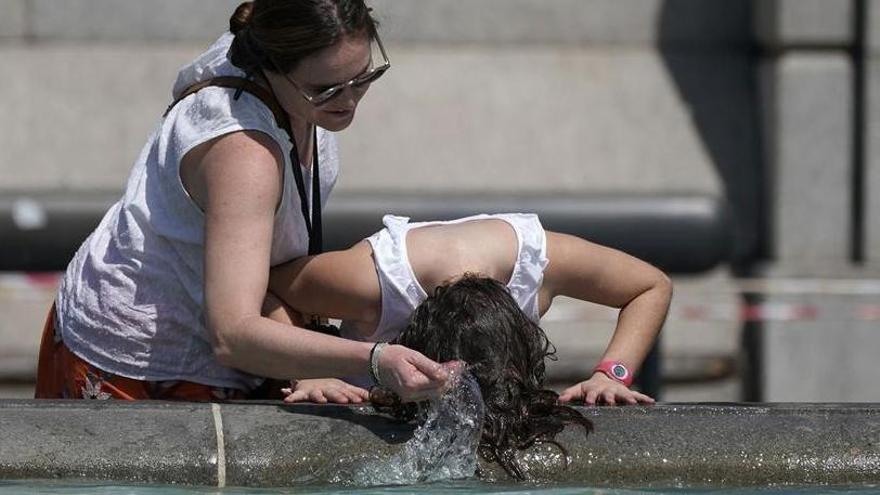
[
  {"left": 288, "top": 126, "right": 323, "bottom": 255},
  {"left": 288, "top": 126, "right": 336, "bottom": 334}
]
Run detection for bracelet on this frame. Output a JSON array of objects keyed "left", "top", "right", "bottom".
[{"left": 369, "top": 342, "right": 388, "bottom": 386}]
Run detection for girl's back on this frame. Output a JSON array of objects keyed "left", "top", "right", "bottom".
[{"left": 406, "top": 218, "right": 518, "bottom": 295}]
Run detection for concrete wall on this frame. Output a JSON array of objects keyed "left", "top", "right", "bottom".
[
  {"left": 759, "top": 0, "right": 855, "bottom": 266},
  {"left": 756, "top": 0, "right": 854, "bottom": 47},
  {"left": 0, "top": 0, "right": 760, "bottom": 252},
  {"left": 753, "top": 0, "right": 880, "bottom": 402},
  {"left": 0, "top": 0, "right": 752, "bottom": 403},
  {"left": 867, "top": 0, "right": 880, "bottom": 267},
  {"left": 761, "top": 53, "right": 853, "bottom": 263},
  {"left": 2, "top": 0, "right": 879, "bottom": 402},
  {"left": 0, "top": 0, "right": 751, "bottom": 200}
]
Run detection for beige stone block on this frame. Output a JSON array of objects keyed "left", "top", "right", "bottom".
[
  {"left": 0, "top": 0, "right": 26, "bottom": 38},
  {"left": 30, "top": 0, "right": 239, "bottom": 42},
  {"left": 0, "top": 45, "right": 200, "bottom": 191},
  {"left": 0, "top": 45, "right": 729, "bottom": 196},
  {"left": 868, "top": 0, "right": 880, "bottom": 54},
  {"left": 762, "top": 295, "right": 880, "bottom": 401},
  {"left": 762, "top": 53, "right": 853, "bottom": 263},
  {"left": 756, "top": 0, "right": 854, "bottom": 47},
  {"left": 22, "top": 0, "right": 750, "bottom": 46},
  {"left": 371, "top": 0, "right": 749, "bottom": 47},
  {"left": 868, "top": 58, "right": 880, "bottom": 266},
  {"left": 338, "top": 47, "right": 724, "bottom": 194}
]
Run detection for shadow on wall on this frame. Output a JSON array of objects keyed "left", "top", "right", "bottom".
[{"left": 658, "top": 0, "right": 764, "bottom": 271}]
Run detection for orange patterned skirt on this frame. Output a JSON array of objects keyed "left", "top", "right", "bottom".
[{"left": 34, "top": 304, "right": 255, "bottom": 401}]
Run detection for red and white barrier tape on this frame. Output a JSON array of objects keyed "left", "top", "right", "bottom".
[{"left": 550, "top": 302, "right": 880, "bottom": 323}]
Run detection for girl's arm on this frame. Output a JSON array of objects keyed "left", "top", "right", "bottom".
[
  {"left": 267, "top": 241, "right": 382, "bottom": 328},
  {"left": 540, "top": 231, "right": 673, "bottom": 405},
  {"left": 188, "top": 130, "right": 448, "bottom": 401}
]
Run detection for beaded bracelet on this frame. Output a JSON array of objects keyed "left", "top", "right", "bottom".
[{"left": 369, "top": 342, "right": 388, "bottom": 386}]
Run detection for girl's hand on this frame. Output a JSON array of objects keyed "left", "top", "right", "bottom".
[
  {"left": 281, "top": 378, "right": 370, "bottom": 404},
  {"left": 376, "top": 344, "right": 451, "bottom": 402},
  {"left": 558, "top": 372, "right": 655, "bottom": 406}
]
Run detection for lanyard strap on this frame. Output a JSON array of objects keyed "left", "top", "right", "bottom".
[
  {"left": 165, "top": 76, "right": 323, "bottom": 255},
  {"left": 288, "top": 125, "right": 323, "bottom": 255}
]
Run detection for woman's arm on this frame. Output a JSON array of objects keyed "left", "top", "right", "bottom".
[
  {"left": 541, "top": 231, "right": 673, "bottom": 405},
  {"left": 187, "top": 130, "right": 447, "bottom": 400}
]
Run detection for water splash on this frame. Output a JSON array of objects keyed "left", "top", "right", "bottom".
[{"left": 351, "top": 369, "right": 485, "bottom": 486}]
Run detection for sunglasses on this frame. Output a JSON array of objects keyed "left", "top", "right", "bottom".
[{"left": 279, "top": 33, "right": 390, "bottom": 106}]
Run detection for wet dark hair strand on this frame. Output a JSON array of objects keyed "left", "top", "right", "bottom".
[{"left": 387, "top": 275, "right": 594, "bottom": 480}]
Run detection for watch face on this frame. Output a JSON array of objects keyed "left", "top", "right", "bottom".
[{"left": 611, "top": 364, "right": 629, "bottom": 379}]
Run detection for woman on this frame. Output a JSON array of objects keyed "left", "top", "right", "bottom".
[
  {"left": 35, "top": 1, "right": 451, "bottom": 401},
  {"left": 268, "top": 213, "right": 672, "bottom": 406}
]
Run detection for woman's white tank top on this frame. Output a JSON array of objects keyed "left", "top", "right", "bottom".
[{"left": 55, "top": 33, "right": 340, "bottom": 390}]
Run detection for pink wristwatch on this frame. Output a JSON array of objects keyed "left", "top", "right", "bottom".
[{"left": 593, "top": 360, "right": 633, "bottom": 387}]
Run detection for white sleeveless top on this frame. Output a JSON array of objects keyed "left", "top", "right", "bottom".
[
  {"left": 55, "top": 33, "right": 340, "bottom": 391},
  {"left": 341, "top": 213, "right": 549, "bottom": 344}
]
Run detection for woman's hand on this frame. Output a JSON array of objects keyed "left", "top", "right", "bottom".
[
  {"left": 376, "top": 344, "right": 451, "bottom": 402},
  {"left": 281, "top": 378, "right": 370, "bottom": 404},
  {"left": 559, "top": 372, "right": 655, "bottom": 406}
]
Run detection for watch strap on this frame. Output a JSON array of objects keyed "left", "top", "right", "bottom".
[{"left": 593, "top": 360, "right": 633, "bottom": 387}]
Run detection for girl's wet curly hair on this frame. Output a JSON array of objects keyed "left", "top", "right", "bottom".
[{"left": 388, "top": 274, "right": 593, "bottom": 480}]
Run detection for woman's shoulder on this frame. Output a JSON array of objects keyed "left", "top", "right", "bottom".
[
  {"left": 161, "top": 87, "right": 290, "bottom": 175},
  {"left": 165, "top": 33, "right": 287, "bottom": 143},
  {"left": 171, "top": 33, "right": 238, "bottom": 97},
  {"left": 168, "top": 86, "right": 281, "bottom": 136}
]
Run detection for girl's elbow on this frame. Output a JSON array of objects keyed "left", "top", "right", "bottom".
[
  {"left": 656, "top": 270, "right": 673, "bottom": 295},
  {"left": 653, "top": 270, "right": 673, "bottom": 302}
]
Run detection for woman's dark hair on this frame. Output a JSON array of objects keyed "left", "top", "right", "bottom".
[
  {"left": 228, "top": 0, "right": 378, "bottom": 75},
  {"left": 389, "top": 274, "right": 593, "bottom": 480}
]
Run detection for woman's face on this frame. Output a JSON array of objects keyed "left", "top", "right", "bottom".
[{"left": 270, "top": 34, "right": 373, "bottom": 132}]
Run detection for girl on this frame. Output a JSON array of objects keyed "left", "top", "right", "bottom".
[{"left": 268, "top": 213, "right": 672, "bottom": 406}]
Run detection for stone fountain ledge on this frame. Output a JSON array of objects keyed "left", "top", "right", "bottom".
[{"left": 0, "top": 400, "right": 877, "bottom": 488}]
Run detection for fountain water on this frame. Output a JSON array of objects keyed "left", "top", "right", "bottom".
[{"left": 349, "top": 369, "right": 485, "bottom": 486}]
